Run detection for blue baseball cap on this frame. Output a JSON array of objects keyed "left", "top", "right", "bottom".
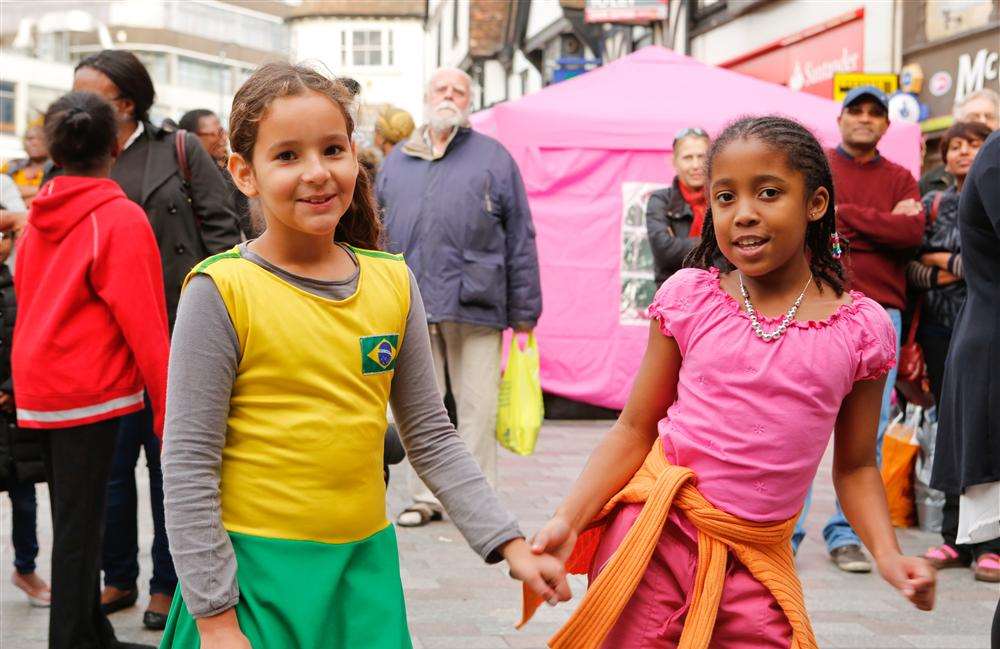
[{"left": 842, "top": 85, "right": 889, "bottom": 111}]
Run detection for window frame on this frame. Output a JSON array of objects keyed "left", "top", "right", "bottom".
[{"left": 342, "top": 28, "right": 395, "bottom": 68}]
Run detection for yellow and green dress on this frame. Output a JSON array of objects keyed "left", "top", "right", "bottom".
[{"left": 160, "top": 246, "right": 413, "bottom": 648}]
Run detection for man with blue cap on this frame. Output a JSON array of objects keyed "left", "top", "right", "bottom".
[{"left": 793, "top": 85, "right": 925, "bottom": 573}]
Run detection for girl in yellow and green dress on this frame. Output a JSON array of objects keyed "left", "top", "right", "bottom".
[{"left": 159, "top": 62, "right": 570, "bottom": 649}]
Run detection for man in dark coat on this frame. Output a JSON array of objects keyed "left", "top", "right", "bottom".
[
  {"left": 72, "top": 49, "right": 239, "bottom": 632},
  {"left": 645, "top": 127, "right": 710, "bottom": 286},
  {"left": 377, "top": 67, "right": 542, "bottom": 527}
]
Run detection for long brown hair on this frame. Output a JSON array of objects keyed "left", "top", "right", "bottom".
[{"left": 229, "top": 62, "right": 382, "bottom": 250}]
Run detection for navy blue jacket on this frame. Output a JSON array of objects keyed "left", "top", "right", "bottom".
[{"left": 376, "top": 127, "right": 542, "bottom": 330}]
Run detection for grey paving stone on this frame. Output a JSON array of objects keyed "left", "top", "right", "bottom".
[{"left": 2, "top": 419, "right": 995, "bottom": 648}]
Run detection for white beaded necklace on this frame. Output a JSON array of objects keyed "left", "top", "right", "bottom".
[{"left": 737, "top": 273, "right": 813, "bottom": 342}]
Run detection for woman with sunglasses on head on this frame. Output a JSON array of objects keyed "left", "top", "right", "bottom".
[{"left": 646, "top": 127, "right": 711, "bottom": 286}]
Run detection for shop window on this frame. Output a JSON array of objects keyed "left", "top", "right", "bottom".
[{"left": 0, "top": 82, "right": 15, "bottom": 134}]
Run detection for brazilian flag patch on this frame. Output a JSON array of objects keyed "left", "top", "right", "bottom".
[{"left": 360, "top": 334, "right": 400, "bottom": 375}]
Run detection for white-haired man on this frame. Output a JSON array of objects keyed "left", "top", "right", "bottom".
[
  {"left": 376, "top": 68, "right": 542, "bottom": 527},
  {"left": 920, "top": 88, "right": 999, "bottom": 195}
]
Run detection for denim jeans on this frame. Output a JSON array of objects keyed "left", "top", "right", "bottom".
[
  {"left": 793, "top": 307, "right": 902, "bottom": 554},
  {"left": 102, "top": 403, "right": 177, "bottom": 595},
  {"left": 7, "top": 480, "right": 39, "bottom": 574}
]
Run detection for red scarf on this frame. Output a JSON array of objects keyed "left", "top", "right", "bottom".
[{"left": 678, "top": 180, "right": 708, "bottom": 238}]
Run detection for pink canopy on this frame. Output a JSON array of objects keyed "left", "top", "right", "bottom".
[{"left": 472, "top": 46, "right": 922, "bottom": 410}]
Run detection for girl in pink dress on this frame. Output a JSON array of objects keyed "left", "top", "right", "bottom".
[{"left": 529, "top": 116, "right": 936, "bottom": 648}]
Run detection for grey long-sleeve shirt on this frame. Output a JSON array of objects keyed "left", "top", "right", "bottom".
[{"left": 162, "top": 243, "right": 522, "bottom": 618}]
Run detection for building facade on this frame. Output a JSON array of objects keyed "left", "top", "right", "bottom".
[
  {"left": 0, "top": 0, "right": 290, "bottom": 160},
  {"left": 0, "top": 0, "right": 289, "bottom": 158},
  {"left": 899, "top": 0, "right": 998, "bottom": 166},
  {"left": 670, "top": 0, "right": 901, "bottom": 99},
  {"left": 287, "top": 0, "right": 427, "bottom": 133}
]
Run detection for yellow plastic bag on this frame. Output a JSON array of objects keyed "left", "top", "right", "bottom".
[{"left": 496, "top": 333, "right": 543, "bottom": 456}]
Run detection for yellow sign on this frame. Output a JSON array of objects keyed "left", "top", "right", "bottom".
[{"left": 833, "top": 72, "right": 899, "bottom": 102}]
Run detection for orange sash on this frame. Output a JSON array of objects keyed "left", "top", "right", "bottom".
[{"left": 519, "top": 439, "right": 817, "bottom": 649}]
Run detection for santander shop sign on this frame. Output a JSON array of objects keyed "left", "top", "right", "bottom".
[
  {"left": 722, "top": 10, "right": 865, "bottom": 99},
  {"left": 789, "top": 48, "right": 862, "bottom": 92}
]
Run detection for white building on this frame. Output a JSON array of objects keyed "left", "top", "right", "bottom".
[
  {"left": 287, "top": 0, "right": 427, "bottom": 138},
  {"left": 0, "top": 0, "right": 291, "bottom": 161}
]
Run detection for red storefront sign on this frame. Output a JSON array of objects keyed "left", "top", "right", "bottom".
[{"left": 720, "top": 9, "right": 866, "bottom": 98}]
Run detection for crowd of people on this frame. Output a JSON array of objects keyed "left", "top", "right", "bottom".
[{"left": 0, "top": 45, "right": 997, "bottom": 649}]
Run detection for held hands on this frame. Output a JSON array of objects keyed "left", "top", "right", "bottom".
[
  {"left": 501, "top": 537, "right": 572, "bottom": 607},
  {"left": 530, "top": 514, "right": 578, "bottom": 564},
  {"left": 876, "top": 553, "right": 936, "bottom": 611}
]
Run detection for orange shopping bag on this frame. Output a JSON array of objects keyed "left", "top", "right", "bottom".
[{"left": 880, "top": 407, "right": 921, "bottom": 528}]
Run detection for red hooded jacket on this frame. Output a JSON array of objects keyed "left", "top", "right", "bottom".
[{"left": 13, "top": 176, "right": 169, "bottom": 435}]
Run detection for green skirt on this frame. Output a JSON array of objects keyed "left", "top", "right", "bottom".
[{"left": 159, "top": 524, "right": 411, "bottom": 648}]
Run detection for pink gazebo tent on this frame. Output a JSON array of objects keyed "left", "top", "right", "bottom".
[{"left": 472, "top": 46, "right": 921, "bottom": 410}]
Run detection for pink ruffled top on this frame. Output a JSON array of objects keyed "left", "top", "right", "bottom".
[{"left": 647, "top": 267, "right": 896, "bottom": 522}]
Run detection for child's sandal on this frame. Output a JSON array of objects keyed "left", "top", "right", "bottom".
[
  {"left": 973, "top": 553, "right": 1000, "bottom": 583},
  {"left": 397, "top": 503, "right": 443, "bottom": 528},
  {"left": 922, "top": 544, "right": 967, "bottom": 569}
]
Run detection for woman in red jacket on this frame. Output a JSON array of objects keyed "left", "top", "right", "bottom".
[{"left": 13, "top": 91, "right": 168, "bottom": 649}]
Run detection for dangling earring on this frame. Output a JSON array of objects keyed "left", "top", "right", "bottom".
[{"left": 830, "top": 232, "right": 843, "bottom": 259}]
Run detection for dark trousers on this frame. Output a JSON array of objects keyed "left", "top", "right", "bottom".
[
  {"left": 8, "top": 479, "right": 39, "bottom": 574},
  {"left": 39, "top": 419, "right": 120, "bottom": 649},
  {"left": 921, "top": 329, "right": 1000, "bottom": 559},
  {"left": 102, "top": 404, "right": 176, "bottom": 595},
  {"left": 919, "top": 328, "right": 951, "bottom": 407}
]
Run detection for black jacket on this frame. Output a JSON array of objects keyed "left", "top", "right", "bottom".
[
  {"left": 645, "top": 177, "right": 700, "bottom": 286},
  {"left": 112, "top": 122, "right": 240, "bottom": 324},
  {"left": 0, "top": 265, "right": 44, "bottom": 490},
  {"left": 41, "top": 122, "right": 241, "bottom": 324},
  {"left": 917, "top": 188, "right": 965, "bottom": 331},
  {"left": 933, "top": 130, "right": 1000, "bottom": 493}
]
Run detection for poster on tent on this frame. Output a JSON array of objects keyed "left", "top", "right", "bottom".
[{"left": 620, "top": 181, "right": 668, "bottom": 325}]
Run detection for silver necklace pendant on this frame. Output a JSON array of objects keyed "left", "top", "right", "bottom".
[{"left": 738, "top": 273, "right": 813, "bottom": 343}]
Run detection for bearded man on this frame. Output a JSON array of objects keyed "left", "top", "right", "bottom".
[{"left": 376, "top": 68, "right": 542, "bottom": 528}]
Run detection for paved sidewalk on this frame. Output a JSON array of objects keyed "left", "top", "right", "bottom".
[{"left": 2, "top": 420, "right": 997, "bottom": 648}]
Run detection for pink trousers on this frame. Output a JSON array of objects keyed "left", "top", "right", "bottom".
[{"left": 590, "top": 503, "right": 794, "bottom": 649}]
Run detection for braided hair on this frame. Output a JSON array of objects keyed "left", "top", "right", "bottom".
[{"left": 685, "top": 115, "right": 846, "bottom": 295}]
